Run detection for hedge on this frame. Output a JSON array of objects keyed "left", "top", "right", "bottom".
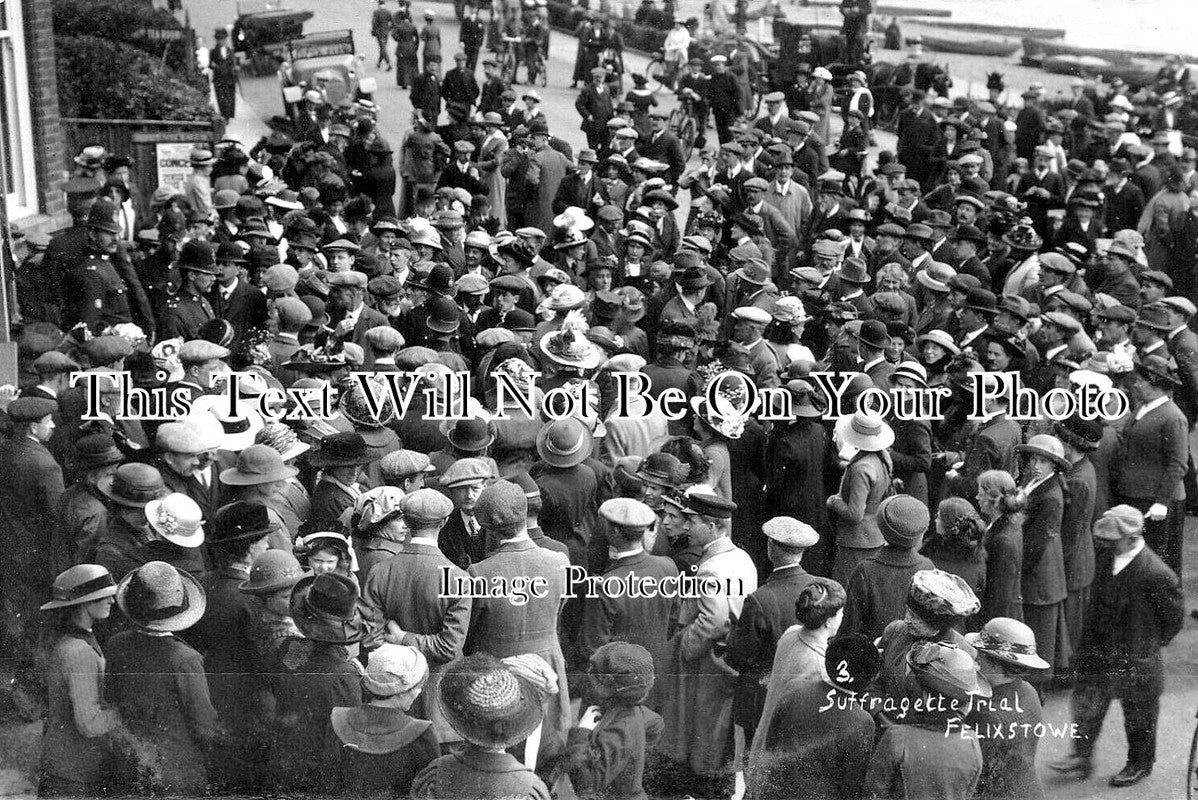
[
  {"left": 53, "top": 0, "right": 194, "bottom": 74},
  {"left": 56, "top": 35, "right": 219, "bottom": 123}
]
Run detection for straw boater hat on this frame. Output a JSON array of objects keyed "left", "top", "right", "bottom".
[
  {"left": 116, "top": 561, "right": 206, "bottom": 633},
  {"left": 189, "top": 395, "right": 265, "bottom": 452},
  {"left": 966, "top": 617, "right": 1050, "bottom": 671},
  {"left": 41, "top": 564, "right": 118, "bottom": 611},
  {"left": 438, "top": 652, "right": 545, "bottom": 749}
]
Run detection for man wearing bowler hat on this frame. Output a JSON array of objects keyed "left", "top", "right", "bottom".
[
  {"left": 1052, "top": 505, "right": 1183, "bottom": 788},
  {"left": 162, "top": 240, "right": 218, "bottom": 341}
]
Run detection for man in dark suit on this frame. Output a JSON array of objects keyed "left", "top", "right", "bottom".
[
  {"left": 1105, "top": 158, "right": 1146, "bottom": 233},
  {"left": 1113, "top": 355, "right": 1189, "bottom": 576},
  {"left": 1052, "top": 505, "right": 1184, "bottom": 788},
  {"left": 210, "top": 242, "right": 267, "bottom": 346},
  {"left": 896, "top": 91, "right": 941, "bottom": 188},
  {"left": 1016, "top": 145, "right": 1066, "bottom": 240},
  {"left": 154, "top": 420, "right": 228, "bottom": 528},
  {"left": 466, "top": 480, "right": 572, "bottom": 762},
  {"left": 709, "top": 55, "right": 742, "bottom": 144},
  {"left": 553, "top": 150, "right": 606, "bottom": 217},
  {"left": 0, "top": 397, "right": 66, "bottom": 692},
  {"left": 639, "top": 109, "right": 687, "bottom": 186},
  {"left": 725, "top": 516, "right": 819, "bottom": 743},
  {"left": 328, "top": 271, "right": 388, "bottom": 349},
  {"left": 362, "top": 487, "right": 473, "bottom": 744},
  {"left": 579, "top": 499, "right": 679, "bottom": 698},
  {"left": 436, "top": 457, "right": 496, "bottom": 570},
  {"left": 575, "top": 67, "right": 614, "bottom": 151}
]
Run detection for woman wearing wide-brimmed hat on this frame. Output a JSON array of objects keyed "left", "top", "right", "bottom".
[
  {"left": 220, "top": 444, "right": 305, "bottom": 543},
  {"left": 302, "top": 432, "right": 380, "bottom": 537},
  {"left": 967, "top": 617, "right": 1048, "bottom": 800},
  {"left": 1013, "top": 434, "right": 1071, "bottom": 684},
  {"left": 105, "top": 561, "right": 219, "bottom": 795},
  {"left": 239, "top": 549, "right": 308, "bottom": 675},
  {"left": 92, "top": 462, "right": 170, "bottom": 580},
  {"left": 321, "top": 643, "right": 439, "bottom": 797},
  {"left": 411, "top": 652, "right": 553, "bottom": 800},
  {"left": 38, "top": 564, "right": 127, "bottom": 796},
  {"left": 270, "top": 571, "right": 380, "bottom": 792},
  {"left": 827, "top": 409, "right": 896, "bottom": 585}
]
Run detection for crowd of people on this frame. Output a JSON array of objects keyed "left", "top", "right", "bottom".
[{"left": 3, "top": 5, "right": 1198, "bottom": 798}]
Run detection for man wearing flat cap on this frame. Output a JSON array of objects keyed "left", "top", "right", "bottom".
[
  {"left": 658, "top": 491, "right": 757, "bottom": 796},
  {"left": 0, "top": 396, "right": 65, "bottom": 684},
  {"left": 725, "top": 515, "right": 819, "bottom": 743},
  {"left": 363, "top": 487, "right": 472, "bottom": 746},
  {"left": 328, "top": 270, "right": 389, "bottom": 349},
  {"left": 1114, "top": 354, "right": 1189, "bottom": 575},
  {"left": 171, "top": 339, "right": 232, "bottom": 402},
  {"left": 1053, "top": 505, "right": 1183, "bottom": 788},
  {"left": 579, "top": 498, "right": 679, "bottom": 705},
  {"left": 465, "top": 479, "right": 572, "bottom": 763}
]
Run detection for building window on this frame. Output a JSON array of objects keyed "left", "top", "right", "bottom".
[{"left": 0, "top": 0, "right": 39, "bottom": 218}]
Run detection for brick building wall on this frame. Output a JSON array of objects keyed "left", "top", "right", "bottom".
[{"left": 19, "top": 0, "right": 67, "bottom": 232}]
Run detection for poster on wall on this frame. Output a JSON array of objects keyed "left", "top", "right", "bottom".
[{"left": 156, "top": 141, "right": 198, "bottom": 193}]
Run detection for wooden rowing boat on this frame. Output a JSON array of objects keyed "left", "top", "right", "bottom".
[
  {"left": 1040, "top": 54, "right": 1161, "bottom": 87},
  {"left": 1022, "top": 36, "right": 1195, "bottom": 64},
  {"left": 917, "top": 20, "right": 1065, "bottom": 39},
  {"left": 920, "top": 34, "right": 1019, "bottom": 57}
]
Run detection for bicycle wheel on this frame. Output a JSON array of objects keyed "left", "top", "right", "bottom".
[
  {"left": 1188, "top": 716, "right": 1198, "bottom": 799},
  {"left": 668, "top": 107, "right": 685, "bottom": 135},
  {"left": 678, "top": 115, "right": 697, "bottom": 161},
  {"left": 646, "top": 57, "right": 669, "bottom": 92}
]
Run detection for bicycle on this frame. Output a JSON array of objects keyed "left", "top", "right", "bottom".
[
  {"left": 527, "top": 46, "right": 548, "bottom": 87},
  {"left": 669, "top": 93, "right": 702, "bottom": 161},
  {"left": 646, "top": 49, "right": 679, "bottom": 92}
]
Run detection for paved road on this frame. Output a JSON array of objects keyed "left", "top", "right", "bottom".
[
  {"left": 192, "top": 0, "right": 661, "bottom": 159},
  {"left": 0, "top": 4, "right": 1174, "bottom": 800}
]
